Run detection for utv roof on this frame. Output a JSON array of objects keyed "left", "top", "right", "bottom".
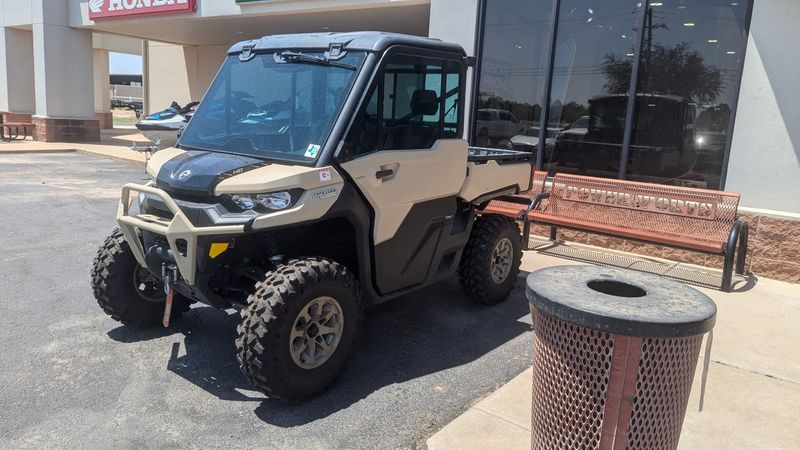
[{"left": 228, "top": 31, "right": 466, "bottom": 56}]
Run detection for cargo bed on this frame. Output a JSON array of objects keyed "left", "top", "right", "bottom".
[{"left": 468, "top": 147, "right": 535, "bottom": 164}]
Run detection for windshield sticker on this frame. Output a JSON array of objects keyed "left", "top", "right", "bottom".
[
  {"left": 319, "top": 168, "right": 332, "bottom": 183},
  {"left": 305, "top": 144, "right": 321, "bottom": 158}
]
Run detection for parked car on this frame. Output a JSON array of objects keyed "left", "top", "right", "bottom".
[
  {"left": 558, "top": 115, "right": 589, "bottom": 139},
  {"left": 509, "top": 126, "right": 562, "bottom": 159},
  {"left": 475, "top": 109, "right": 526, "bottom": 145},
  {"left": 552, "top": 95, "right": 697, "bottom": 177}
]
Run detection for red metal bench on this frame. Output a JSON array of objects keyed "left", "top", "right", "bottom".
[{"left": 484, "top": 173, "right": 749, "bottom": 292}]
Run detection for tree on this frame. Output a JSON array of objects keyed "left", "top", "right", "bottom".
[{"left": 601, "top": 42, "right": 724, "bottom": 104}]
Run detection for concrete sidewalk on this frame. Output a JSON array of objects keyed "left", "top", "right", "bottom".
[
  {"left": 428, "top": 249, "right": 800, "bottom": 450},
  {"left": 0, "top": 128, "right": 147, "bottom": 163}
]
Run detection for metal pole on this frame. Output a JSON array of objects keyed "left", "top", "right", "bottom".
[
  {"left": 467, "top": 0, "right": 487, "bottom": 144},
  {"left": 141, "top": 39, "right": 150, "bottom": 117},
  {"left": 536, "top": 0, "right": 561, "bottom": 171},
  {"left": 618, "top": 2, "right": 650, "bottom": 179}
]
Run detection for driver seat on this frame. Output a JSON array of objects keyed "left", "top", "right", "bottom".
[{"left": 383, "top": 89, "right": 440, "bottom": 150}]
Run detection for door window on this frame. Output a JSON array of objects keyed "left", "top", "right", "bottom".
[{"left": 345, "top": 53, "right": 463, "bottom": 157}]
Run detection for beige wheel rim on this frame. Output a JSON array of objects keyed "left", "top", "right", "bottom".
[
  {"left": 289, "top": 296, "right": 344, "bottom": 369},
  {"left": 491, "top": 237, "right": 514, "bottom": 284}
]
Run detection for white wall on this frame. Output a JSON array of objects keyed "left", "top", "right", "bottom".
[
  {"left": 93, "top": 33, "right": 142, "bottom": 55},
  {"left": 726, "top": 0, "right": 800, "bottom": 214},
  {"left": 146, "top": 41, "right": 227, "bottom": 110},
  {"left": 194, "top": 45, "right": 227, "bottom": 100},
  {"left": 25, "top": 0, "right": 96, "bottom": 119},
  {"left": 0, "top": 0, "right": 34, "bottom": 27},
  {"left": 93, "top": 48, "right": 109, "bottom": 113},
  {"left": 0, "top": 27, "right": 35, "bottom": 113},
  {"left": 32, "top": 22, "right": 95, "bottom": 119},
  {"left": 428, "top": 0, "right": 479, "bottom": 140}
]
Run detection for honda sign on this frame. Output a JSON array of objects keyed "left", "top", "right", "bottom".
[{"left": 88, "top": 0, "right": 197, "bottom": 20}]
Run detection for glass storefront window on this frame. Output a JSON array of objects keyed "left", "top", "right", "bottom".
[
  {"left": 545, "top": 0, "right": 643, "bottom": 177},
  {"left": 472, "top": 0, "right": 555, "bottom": 152},
  {"left": 472, "top": 0, "right": 753, "bottom": 190},
  {"left": 626, "top": 0, "right": 751, "bottom": 189}
]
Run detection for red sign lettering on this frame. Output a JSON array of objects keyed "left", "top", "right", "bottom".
[{"left": 88, "top": 0, "right": 197, "bottom": 20}]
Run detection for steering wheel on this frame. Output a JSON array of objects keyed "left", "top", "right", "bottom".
[
  {"left": 231, "top": 90, "right": 254, "bottom": 101},
  {"left": 259, "top": 99, "right": 292, "bottom": 116}
]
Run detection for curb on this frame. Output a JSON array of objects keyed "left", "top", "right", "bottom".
[
  {"left": 75, "top": 149, "right": 145, "bottom": 164},
  {"left": 0, "top": 149, "right": 77, "bottom": 154}
]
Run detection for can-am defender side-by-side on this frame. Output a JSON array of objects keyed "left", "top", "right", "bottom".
[{"left": 91, "top": 32, "right": 534, "bottom": 402}]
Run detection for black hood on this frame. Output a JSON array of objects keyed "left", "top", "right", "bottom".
[{"left": 155, "top": 151, "right": 268, "bottom": 196}]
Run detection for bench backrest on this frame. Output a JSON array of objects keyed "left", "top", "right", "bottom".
[{"left": 544, "top": 174, "right": 740, "bottom": 246}]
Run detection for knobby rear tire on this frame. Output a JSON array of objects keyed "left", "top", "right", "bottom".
[{"left": 458, "top": 215, "right": 523, "bottom": 305}]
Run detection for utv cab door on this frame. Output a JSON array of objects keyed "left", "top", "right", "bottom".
[{"left": 338, "top": 49, "right": 469, "bottom": 295}]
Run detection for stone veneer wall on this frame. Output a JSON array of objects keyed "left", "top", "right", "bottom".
[
  {"left": 32, "top": 117, "right": 100, "bottom": 142},
  {"left": 95, "top": 112, "right": 114, "bottom": 130},
  {"left": 528, "top": 212, "right": 800, "bottom": 284}
]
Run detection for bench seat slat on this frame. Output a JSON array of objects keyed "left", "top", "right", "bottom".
[{"left": 526, "top": 212, "right": 724, "bottom": 253}]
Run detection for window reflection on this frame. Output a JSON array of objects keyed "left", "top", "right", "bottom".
[
  {"left": 626, "top": 0, "right": 750, "bottom": 189},
  {"left": 473, "top": 0, "right": 554, "bottom": 151},
  {"left": 545, "top": 0, "right": 643, "bottom": 177},
  {"left": 473, "top": 0, "right": 751, "bottom": 188}
]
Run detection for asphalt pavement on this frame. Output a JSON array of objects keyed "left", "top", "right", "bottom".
[{"left": 0, "top": 152, "right": 534, "bottom": 449}]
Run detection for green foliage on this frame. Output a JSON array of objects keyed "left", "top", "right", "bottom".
[{"left": 601, "top": 42, "right": 724, "bottom": 104}]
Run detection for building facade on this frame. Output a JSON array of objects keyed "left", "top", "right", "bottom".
[{"left": 1, "top": 0, "right": 798, "bottom": 282}]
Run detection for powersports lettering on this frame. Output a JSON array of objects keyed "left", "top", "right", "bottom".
[{"left": 562, "top": 185, "right": 717, "bottom": 219}]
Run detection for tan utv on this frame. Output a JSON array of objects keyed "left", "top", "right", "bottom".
[{"left": 92, "top": 32, "right": 534, "bottom": 402}]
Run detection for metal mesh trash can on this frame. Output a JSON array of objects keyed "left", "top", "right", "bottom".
[{"left": 525, "top": 266, "right": 716, "bottom": 450}]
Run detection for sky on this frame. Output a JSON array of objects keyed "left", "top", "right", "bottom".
[{"left": 109, "top": 52, "right": 142, "bottom": 75}]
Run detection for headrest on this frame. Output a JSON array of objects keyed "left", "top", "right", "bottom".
[{"left": 410, "top": 89, "right": 439, "bottom": 116}]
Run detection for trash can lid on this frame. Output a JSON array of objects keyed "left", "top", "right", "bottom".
[{"left": 525, "top": 265, "right": 716, "bottom": 338}]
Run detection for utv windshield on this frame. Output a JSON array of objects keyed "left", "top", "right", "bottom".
[{"left": 179, "top": 51, "right": 366, "bottom": 162}]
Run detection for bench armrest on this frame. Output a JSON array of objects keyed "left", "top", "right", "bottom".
[
  {"left": 722, "top": 218, "right": 749, "bottom": 292},
  {"left": 519, "top": 192, "right": 550, "bottom": 220}
]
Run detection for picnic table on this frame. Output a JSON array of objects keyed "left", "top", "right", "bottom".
[{"left": 0, "top": 111, "right": 35, "bottom": 141}]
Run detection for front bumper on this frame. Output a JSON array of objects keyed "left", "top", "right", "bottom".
[{"left": 116, "top": 183, "right": 245, "bottom": 285}]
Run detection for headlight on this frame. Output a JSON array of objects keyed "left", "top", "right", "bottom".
[
  {"left": 229, "top": 191, "right": 293, "bottom": 211},
  {"left": 695, "top": 136, "right": 705, "bottom": 147},
  {"left": 257, "top": 192, "right": 292, "bottom": 210},
  {"left": 230, "top": 194, "right": 257, "bottom": 210}
]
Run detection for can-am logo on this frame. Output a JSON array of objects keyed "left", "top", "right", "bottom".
[{"left": 88, "top": 0, "right": 197, "bottom": 20}]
